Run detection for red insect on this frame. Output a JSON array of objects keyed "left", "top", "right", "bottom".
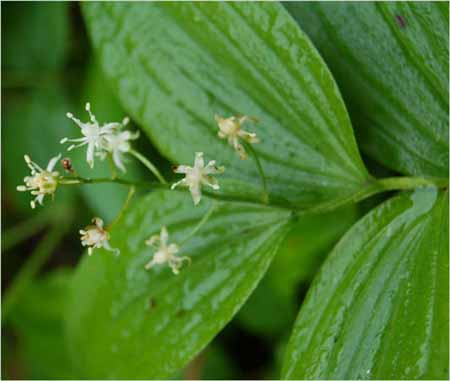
[{"left": 61, "top": 157, "right": 73, "bottom": 172}]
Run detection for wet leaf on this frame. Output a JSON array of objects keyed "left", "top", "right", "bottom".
[
  {"left": 237, "top": 204, "right": 359, "bottom": 338},
  {"left": 82, "top": 2, "right": 370, "bottom": 210},
  {"left": 282, "top": 188, "right": 449, "bottom": 379},
  {"left": 286, "top": 2, "right": 449, "bottom": 177},
  {"left": 66, "top": 191, "right": 291, "bottom": 378}
]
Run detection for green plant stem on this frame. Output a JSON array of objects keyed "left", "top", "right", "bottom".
[
  {"left": 107, "top": 186, "right": 136, "bottom": 229},
  {"left": 129, "top": 149, "right": 167, "bottom": 184},
  {"left": 58, "top": 175, "right": 448, "bottom": 213},
  {"left": 245, "top": 142, "right": 269, "bottom": 204},
  {"left": 378, "top": 176, "right": 449, "bottom": 191},
  {"left": 2, "top": 224, "right": 68, "bottom": 323},
  {"left": 179, "top": 202, "right": 218, "bottom": 245},
  {"left": 295, "top": 176, "right": 449, "bottom": 217},
  {"left": 59, "top": 176, "right": 154, "bottom": 187}
]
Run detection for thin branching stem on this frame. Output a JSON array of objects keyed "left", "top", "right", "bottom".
[
  {"left": 179, "top": 201, "right": 218, "bottom": 245},
  {"left": 107, "top": 186, "right": 136, "bottom": 229},
  {"left": 58, "top": 174, "right": 449, "bottom": 214},
  {"left": 245, "top": 142, "right": 269, "bottom": 204},
  {"left": 129, "top": 149, "right": 167, "bottom": 184}
]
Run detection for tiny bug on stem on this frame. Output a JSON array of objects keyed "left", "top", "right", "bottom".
[{"left": 61, "top": 157, "right": 74, "bottom": 172}]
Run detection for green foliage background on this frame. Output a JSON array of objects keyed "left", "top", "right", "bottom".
[{"left": 2, "top": 2, "right": 448, "bottom": 380}]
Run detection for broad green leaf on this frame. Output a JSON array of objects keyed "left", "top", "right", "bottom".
[
  {"left": 2, "top": 2, "right": 68, "bottom": 72},
  {"left": 82, "top": 2, "right": 370, "bottom": 210},
  {"left": 282, "top": 188, "right": 449, "bottom": 380},
  {"left": 7, "top": 269, "right": 76, "bottom": 379},
  {"left": 286, "top": 2, "right": 449, "bottom": 178},
  {"left": 237, "top": 204, "right": 358, "bottom": 338},
  {"left": 66, "top": 191, "right": 291, "bottom": 379}
]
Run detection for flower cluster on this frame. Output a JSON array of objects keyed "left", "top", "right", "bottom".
[
  {"left": 171, "top": 152, "right": 225, "bottom": 205},
  {"left": 215, "top": 114, "right": 259, "bottom": 160},
  {"left": 16, "top": 154, "right": 61, "bottom": 209},
  {"left": 148, "top": 113, "right": 260, "bottom": 273},
  {"left": 80, "top": 217, "right": 119, "bottom": 256},
  {"left": 17, "top": 102, "right": 141, "bottom": 257},
  {"left": 144, "top": 226, "right": 190, "bottom": 274},
  {"left": 17, "top": 102, "right": 261, "bottom": 275},
  {"left": 61, "top": 102, "right": 139, "bottom": 171}
]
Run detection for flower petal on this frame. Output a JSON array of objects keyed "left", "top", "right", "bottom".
[
  {"left": 160, "top": 226, "right": 169, "bottom": 246},
  {"left": 189, "top": 183, "right": 202, "bottom": 205},
  {"left": 113, "top": 150, "right": 126, "bottom": 172},
  {"left": 194, "top": 152, "right": 204, "bottom": 169},
  {"left": 172, "top": 165, "right": 190, "bottom": 174},
  {"left": 46, "top": 154, "right": 62, "bottom": 172},
  {"left": 170, "top": 178, "right": 187, "bottom": 190},
  {"left": 86, "top": 142, "right": 95, "bottom": 168}
]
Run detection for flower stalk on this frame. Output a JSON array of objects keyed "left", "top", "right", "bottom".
[
  {"left": 129, "top": 148, "right": 167, "bottom": 184},
  {"left": 15, "top": 103, "right": 450, "bottom": 275},
  {"left": 244, "top": 142, "right": 269, "bottom": 204}
]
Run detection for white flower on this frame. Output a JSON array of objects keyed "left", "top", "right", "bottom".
[
  {"left": 61, "top": 102, "right": 124, "bottom": 168},
  {"left": 16, "top": 154, "right": 61, "bottom": 209},
  {"left": 171, "top": 152, "right": 225, "bottom": 205},
  {"left": 144, "top": 226, "right": 190, "bottom": 274},
  {"left": 102, "top": 129, "right": 139, "bottom": 172},
  {"left": 79, "top": 217, "right": 119, "bottom": 256},
  {"left": 214, "top": 114, "right": 260, "bottom": 160}
]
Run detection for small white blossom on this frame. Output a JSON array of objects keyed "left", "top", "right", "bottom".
[
  {"left": 171, "top": 152, "right": 224, "bottom": 205},
  {"left": 16, "top": 154, "right": 61, "bottom": 209},
  {"left": 102, "top": 128, "right": 139, "bottom": 172},
  {"left": 79, "top": 217, "right": 119, "bottom": 256},
  {"left": 144, "top": 226, "right": 190, "bottom": 274},
  {"left": 214, "top": 114, "right": 260, "bottom": 160},
  {"left": 61, "top": 102, "right": 124, "bottom": 168}
]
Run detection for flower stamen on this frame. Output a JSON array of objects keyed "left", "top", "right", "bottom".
[
  {"left": 16, "top": 154, "right": 61, "bottom": 209},
  {"left": 171, "top": 152, "right": 224, "bottom": 205},
  {"left": 79, "top": 217, "right": 119, "bottom": 256},
  {"left": 214, "top": 114, "right": 260, "bottom": 160},
  {"left": 144, "top": 226, "right": 190, "bottom": 274}
]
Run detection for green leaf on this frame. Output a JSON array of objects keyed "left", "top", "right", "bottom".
[
  {"left": 82, "top": 2, "right": 370, "bottom": 209},
  {"left": 237, "top": 204, "right": 359, "bottom": 338},
  {"left": 282, "top": 188, "right": 449, "bottom": 380},
  {"left": 8, "top": 269, "right": 77, "bottom": 379},
  {"left": 286, "top": 2, "right": 449, "bottom": 178},
  {"left": 66, "top": 191, "right": 291, "bottom": 379}
]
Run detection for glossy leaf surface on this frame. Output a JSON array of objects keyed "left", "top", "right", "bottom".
[
  {"left": 66, "top": 191, "right": 291, "bottom": 379},
  {"left": 237, "top": 204, "right": 358, "bottom": 338},
  {"left": 83, "top": 2, "right": 370, "bottom": 209},
  {"left": 282, "top": 188, "right": 449, "bottom": 380},
  {"left": 286, "top": 2, "right": 449, "bottom": 177}
]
